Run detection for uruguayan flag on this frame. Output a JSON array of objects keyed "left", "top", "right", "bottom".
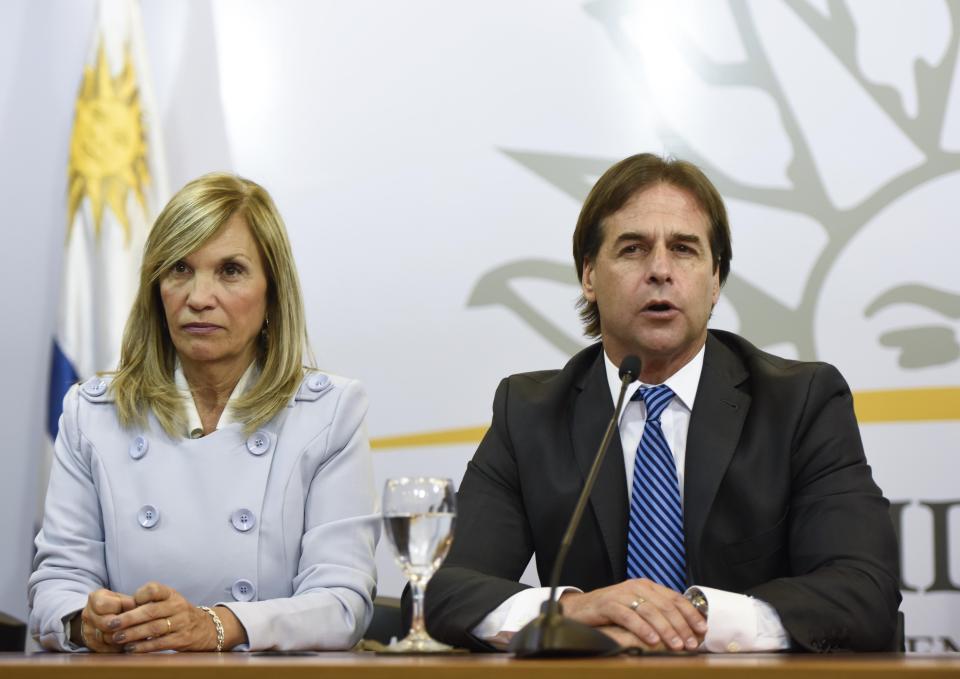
[{"left": 48, "top": 0, "right": 167, "bottom": 444}]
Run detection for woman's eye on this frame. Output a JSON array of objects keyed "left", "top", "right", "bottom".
[
  {"left": 223, "top": 263, "right": 244, "bottom": 277},
  {"left": 172, "top": 261, "right": 188, "bottom": 274}
]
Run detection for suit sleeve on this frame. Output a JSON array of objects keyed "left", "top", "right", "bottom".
[
  {"left": 745, "top": 363, "right": 901, "bottom": 652},
  {"left": 221, "top": 380, "right": 380, "bottom": 651},
  {"left": 411, "top": 377, "right": 536, "bottom": 651}
]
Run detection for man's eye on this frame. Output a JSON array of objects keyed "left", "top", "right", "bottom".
[
  {"left": 673, "top": 243, "right": 695, "bottom": 254},
  {"left": 620, "top": 244, "right": 642, "bottom": 255}
]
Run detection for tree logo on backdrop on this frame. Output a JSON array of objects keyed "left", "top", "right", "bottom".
[{"left": 469, "top": 0, "right": 960, "bottom": 411}]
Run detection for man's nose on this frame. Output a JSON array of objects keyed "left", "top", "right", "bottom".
[{"left": 646, "top": 243, "right": 673, "bottom": 283}]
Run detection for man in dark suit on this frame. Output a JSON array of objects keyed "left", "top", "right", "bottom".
[{"left": 418, "top": 153, "right": 900, "bottom": 653}]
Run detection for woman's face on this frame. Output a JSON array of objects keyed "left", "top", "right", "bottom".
[{"left": 159, "top": 213, "right": 269, "bottom": 375}]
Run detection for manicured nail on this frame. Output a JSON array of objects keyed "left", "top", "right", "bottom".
[
  {"left": 124, "top": 644, "right": 136, "bottom": 652},
  {"left": 113, "top": 632, "right": 126, "bottom": 642},
  {"left": 108, "top": 618, "right": 121, "bottom": 630}
]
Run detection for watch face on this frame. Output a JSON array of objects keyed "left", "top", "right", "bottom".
[{"left": 685, "top": 587, "right": 709, "bottom": 619}]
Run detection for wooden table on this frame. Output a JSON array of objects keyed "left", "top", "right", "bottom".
[{"left": 2, "top": 652, "right": 960, "bottom": 679}]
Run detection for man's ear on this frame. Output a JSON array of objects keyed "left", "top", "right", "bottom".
[{"left": 582, "top": 259, "right": 596, "bottom": 302}]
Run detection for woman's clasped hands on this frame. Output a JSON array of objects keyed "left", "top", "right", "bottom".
[{"left": 76, "top": 582, "right": 237, "bottom": 653}]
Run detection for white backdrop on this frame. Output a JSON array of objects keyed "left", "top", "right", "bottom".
[{"left": 0, "top": 0, "right": 957, "bottom": 653}]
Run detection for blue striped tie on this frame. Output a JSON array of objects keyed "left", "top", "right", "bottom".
[{"left": 626, "top": 385, "right": 686, "bottom": 591}]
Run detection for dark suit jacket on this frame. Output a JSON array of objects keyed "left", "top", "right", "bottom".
[{"left": 415, "top": 330, "right": 900, "bottom": 652}]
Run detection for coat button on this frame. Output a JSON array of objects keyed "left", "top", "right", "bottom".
[
  {"left": 231, "top": 508, "right": 256, "bottom": 532},
  {"left": 246, "top": 431, "right": 271, "bottom": 456},
  {"left": 231, "top": 579, "right": 256, "bottom": 602},
  {"left": 138, "top": 505, "right": 160, "bottom": 529},
  {"left": 129, "top": 436, "right": 149, "bottom": 460},
  {"left": 307, "top": 374, "right": 329, "bottom": 392},
  {"left": 83, "top": 377, "right": 107, "bottom": 397}
]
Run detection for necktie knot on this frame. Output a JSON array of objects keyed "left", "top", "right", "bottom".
[{"left": 635, "top": 385, "right": 674, "bottom": 422}]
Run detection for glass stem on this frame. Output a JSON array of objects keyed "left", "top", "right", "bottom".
[{"left": 410, "top": 578, "right": 427, "bottom": 636}]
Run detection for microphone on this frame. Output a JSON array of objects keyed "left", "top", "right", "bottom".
[{"left": 510, "top": 355, "right": 641, "bottom": 658}]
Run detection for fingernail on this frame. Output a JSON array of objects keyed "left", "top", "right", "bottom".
[
  {"left": 108, "top": 619, "right": 121, "bottom": 630},
  {"left": 671, "top": 636, "right": 683, "bottom": 649},
  {"left": 696, "top": 621, "right": 708, "bottom": 632},
  {"left": 686, "top": 637, "right": 698, "bottom": 649},
  {"left": 124, "top": 644, "right": 136, "bottom": 653},
  {"left": 114, "top": 632, "right": 126, "bottom": 642},
  {"left": 647, "top": 633, "right": 658, "bottom": 643}
]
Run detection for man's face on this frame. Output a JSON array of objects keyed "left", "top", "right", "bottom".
[{"left": 581, "top": 182, "right": 720, "bottom": 380}]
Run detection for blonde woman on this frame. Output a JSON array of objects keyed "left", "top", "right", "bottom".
[{"left": 30, "top": 173, "right": 378, "bottom": 652}]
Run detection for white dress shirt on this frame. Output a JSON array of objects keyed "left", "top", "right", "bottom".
[{"left": 472, "top": 343, "right": 790, "bottom": 652}]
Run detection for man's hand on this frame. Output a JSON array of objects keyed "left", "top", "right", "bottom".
[
  {"left": 103, "top": 582, "right": 222, "bottom": 652},
  {"left": 560, "top": 579, "right": 706, "bottom": 651},
  {"left": 74, "top": 588, "right": 137, "bottom": 652}
]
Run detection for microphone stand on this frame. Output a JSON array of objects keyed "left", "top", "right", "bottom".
[{"left": 510, "top": 357, "right": 640, "bottom": 658}]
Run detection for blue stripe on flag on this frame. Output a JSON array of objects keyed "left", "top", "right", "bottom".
[{"left": 47, "top": 340, "right": 78, "bottom": 439}]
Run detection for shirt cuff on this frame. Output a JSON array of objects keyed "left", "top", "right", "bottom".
[
  {"left": 687, "top": 585, "right": 791, "bottom": 653},
  {"left": 471, "top": 586, "right": 582, "bottom": 649}
]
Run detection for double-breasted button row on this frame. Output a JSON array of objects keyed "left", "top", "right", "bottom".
[
  {"left": 128, "top": 431, "right": 272, "bottom": 460},
  {"left": 136, "top": 506, "right": 257, "bottom": 533}
]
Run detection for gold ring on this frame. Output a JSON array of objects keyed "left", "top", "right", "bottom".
[
  {"left": 165, "top": 618, "right": 172, "bottom": 634},
  {"left": 629, "top": 598, "right": 645, "bottom": 611}
]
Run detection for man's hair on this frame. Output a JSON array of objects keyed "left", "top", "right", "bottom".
[
  {"left": 111, "top": 172, "right": 313, "bottom": 437},
  {"left": 572, "top": 153, "right": 732, "bottom": 338}
]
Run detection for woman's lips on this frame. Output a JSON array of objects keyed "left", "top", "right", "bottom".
[{"left": 181, "top": 323, "right": 222, "bottom": 335}]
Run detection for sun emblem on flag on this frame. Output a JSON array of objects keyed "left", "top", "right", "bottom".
[{"left": 67, "top": 40, "right": 151, "bottom": 244}]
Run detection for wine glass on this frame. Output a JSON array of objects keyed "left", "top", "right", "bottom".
[{"left": 381, "top": 477, "right": 457, "bottom": 653}]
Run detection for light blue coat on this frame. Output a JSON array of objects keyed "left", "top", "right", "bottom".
[{"left": 29, "top": 372, "right": 380, "bottom": 651}]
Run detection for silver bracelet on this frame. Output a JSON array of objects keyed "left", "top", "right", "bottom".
[{"left": 197, "top": 605, "right": 225, "bottom": 651}]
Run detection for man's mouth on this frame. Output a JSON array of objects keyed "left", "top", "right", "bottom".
[
  {"left": 643, "top": 301, "right": 676, "bottom": 311},
  {"left": 641, "top": 301, "right": 679, "bottom": 317}
]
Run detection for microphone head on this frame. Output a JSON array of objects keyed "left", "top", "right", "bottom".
[{"left": 618, "top": 355, "right": 641, "bottom": 382}]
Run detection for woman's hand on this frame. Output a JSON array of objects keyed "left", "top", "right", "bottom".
[
  {"left": 74, "top": 588, "right": 137, "bottom": 652},
  {"left": 105, "top": 582, "right": 225, "bottom": 652}
]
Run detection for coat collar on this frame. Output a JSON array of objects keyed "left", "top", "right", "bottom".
[
  {"left": 570, "top": 344, "right": 628, "bottom": 583},
  {"left": 683, "top": 332, "right": 750, "bottom": 582}
]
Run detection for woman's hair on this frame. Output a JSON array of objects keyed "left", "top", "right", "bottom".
[{"left": 111, "top": 172, "right": 312, "bottom": 437}]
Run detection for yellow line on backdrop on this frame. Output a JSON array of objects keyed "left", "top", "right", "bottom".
[{"left": 370, "top": 387, "right": 960, "bottom": 451}]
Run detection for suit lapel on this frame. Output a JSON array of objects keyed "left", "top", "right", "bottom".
[
  {"left": 684, "top": 333, "right": 750, "bottom": 583},
  {"left": 571, "top": 349, "right": 628, "bottom": 583}
]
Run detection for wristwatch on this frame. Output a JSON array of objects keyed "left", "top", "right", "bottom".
[{"left": 685, "top": 587, "right": 709, "bottom": 619}]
